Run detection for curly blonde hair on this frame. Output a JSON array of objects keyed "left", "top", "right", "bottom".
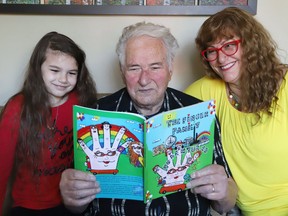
[{"left": 195, "top": 7, "right": 285, "bottom": 116}]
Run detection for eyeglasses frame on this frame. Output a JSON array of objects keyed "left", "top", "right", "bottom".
[{"left": 201, "top": 39, "right": 242, "bottom": 62}]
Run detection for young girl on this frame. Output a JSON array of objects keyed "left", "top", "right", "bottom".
[{"left": 0, "top": 32, "right": 97, "bottom": 216}]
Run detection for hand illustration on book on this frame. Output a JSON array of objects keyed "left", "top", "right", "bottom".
[
  {"left": 77, "top": 122, "right": 143, "bottom": 175},
  {"left": 153, "top": 144, "right": 190, "bottom": 194},
  {"left": 152, "top": 135, "right": 204, "bottom": 195}
]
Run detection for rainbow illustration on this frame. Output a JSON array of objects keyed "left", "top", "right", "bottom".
[
  {"left": 196, "top": 131, "right": 210, "bottom": 144},
  {"left": 77, "top": 124, "right": 140, "bottom": 149}
]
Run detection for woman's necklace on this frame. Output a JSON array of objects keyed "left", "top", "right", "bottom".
[
  {"left": 227, "top": 84, "right": 241, "bottom": 110},
  {"left": 47, "top": 107, "right": 59, "bottom": 131}
]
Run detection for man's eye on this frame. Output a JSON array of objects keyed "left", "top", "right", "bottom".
[
  {"left": 128, "top": 67, "right": 141, "bottom": 72},
  {"left": 151, "top": 66, "right": 161, "bottom": 70}
]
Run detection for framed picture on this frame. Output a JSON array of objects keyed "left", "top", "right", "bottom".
[{"left": 0, "top": 0, "right": 257, "bottom": 15}]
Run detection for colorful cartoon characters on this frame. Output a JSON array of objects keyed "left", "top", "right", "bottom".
[
  {"left": 128, "top": 141, "right": 144, "bottom": 167},
  {"left": 153, "top": 145, "right": 189, "bottom": 192},
  {"left": 78, "top": 122, "right": 130, "bottom": 175},
  {"left": 78, "top": 121, "right": 145, "bottom": 175}
]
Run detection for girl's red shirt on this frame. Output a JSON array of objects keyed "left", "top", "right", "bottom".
[{"left": 0, "top": 92, "right": 78, "bottom": 211}]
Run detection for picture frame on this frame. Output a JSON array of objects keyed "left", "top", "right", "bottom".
[{"left": 0, "top": 0, "right": 257, "bottom": 15}]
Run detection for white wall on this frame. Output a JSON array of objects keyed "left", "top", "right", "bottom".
[{"left": 1, "top": 0, "right": 288, "bottom": 105}]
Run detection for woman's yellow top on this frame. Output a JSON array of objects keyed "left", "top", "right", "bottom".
[{"left": 185, "top": 74, "right": 288, "bottom": 216}]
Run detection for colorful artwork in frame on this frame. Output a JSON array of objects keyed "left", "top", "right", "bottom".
[
  {"left": 146, "top": 0, "right": 195, "bottom": 6},
  {"left": 0, "top": 0, "right": 257, "bottom": 15},
  {"left": 199, "top": 0, "right": 247, "bottom": 6},
  {"left": 97, "top": 0, "right": 143, "bottom": 6},
  {"left": 3, "top": 0, "right": 40, "bottom": 3},
  {"left": 146, "top": 0, "right": 247, "bottom": 6}
]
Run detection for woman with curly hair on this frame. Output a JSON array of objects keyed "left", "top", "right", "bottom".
[{"left": 185, "top": 7, "right": 288, "bottom": 216}]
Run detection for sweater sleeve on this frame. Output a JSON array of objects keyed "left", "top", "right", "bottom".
[{"left": 0, "top": 97, "right": 22, "bottom": 213}]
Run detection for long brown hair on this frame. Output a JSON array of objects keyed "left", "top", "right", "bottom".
[
  {"left": 0, "top": 32, "right": 97, "bottom": 172},
  {"left": 195, "top": 7, "right": 285, "bottom": 115}
]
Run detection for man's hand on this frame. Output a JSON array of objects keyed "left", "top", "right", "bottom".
[
  {"left": 60, "top": 169, "right": 101, "bottom": 214},
  {"left": 186, "top": 164, "right": 237, "bottom": 214}
]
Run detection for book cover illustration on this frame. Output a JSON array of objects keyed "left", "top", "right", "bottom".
[
  {"left": 73, "top": 99, "right": 216, "bottom": 202},
  {"left": 74, "top": 106, "right": 145, "bottom": 201},
  {"left": 143, "top": 100, "right": 216, "bottom": 202}
]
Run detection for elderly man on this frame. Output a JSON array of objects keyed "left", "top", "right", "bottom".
[{"left": 59, "top": 22, "right": 237, "bottom": 216}]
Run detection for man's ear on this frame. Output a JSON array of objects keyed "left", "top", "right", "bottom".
[
  {"left": 120, "top": 68, "right": 127, "bottom": 84},
  {"left": 168, "top": 70, "right": 173, "bottom": 81},
  {"left": 169, "top": 61, "right": 175, "bottom": 80}
]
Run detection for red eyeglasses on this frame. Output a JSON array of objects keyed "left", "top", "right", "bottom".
[{"left": 201, "top": 39, "right": 241, "bottom": 62}]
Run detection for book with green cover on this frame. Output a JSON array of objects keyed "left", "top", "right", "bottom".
[{"left": 73, "top": 99, "right": 216, "bottom": 203}]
